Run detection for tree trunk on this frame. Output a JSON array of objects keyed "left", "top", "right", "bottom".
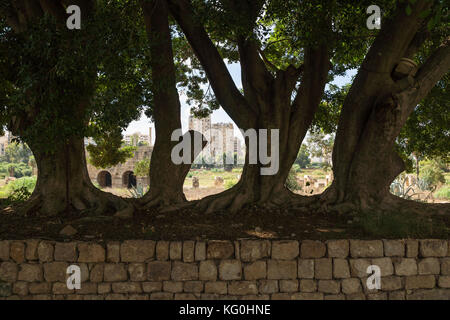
[
  {"left": 17, "top": 136, "right": 131, "bottom": 216},
  {"left": 139, "top": 0, "right": 204, "bottom": 209},
  {"left": 321, "top": 1, "right": 450, "bottom": 215},
  {"left": 166, "top": 0, "right": 331, "bottom": 213}
]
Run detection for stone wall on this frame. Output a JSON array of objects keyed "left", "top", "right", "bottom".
[
  {"left": 87, "top": 146, "right": 152, "bottom": 189},
  {"left": 0, "top": 239, "right": 449, "bottom": 300}
]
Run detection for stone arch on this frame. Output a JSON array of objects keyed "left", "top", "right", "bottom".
[
  {"left": 122, "top": 171, "right": 137, "bottom": 189},
  {"left": 97, "top": 171, "right": 112, "bottom": 188}
]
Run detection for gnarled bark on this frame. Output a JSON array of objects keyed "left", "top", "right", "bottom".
[
  {"left": 168, "top": 0, "right": 331, "bottom": 213},
  {"left": 139, "top": 0, "right": 205, "bottom": 209},
  {"left": 324, "top": 1, "right": 450, "bottom": 215},
  {"left": 10, "top": 136, "right": 131, "bottom": 217}
]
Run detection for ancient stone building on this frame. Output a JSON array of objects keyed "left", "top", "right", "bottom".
[{"left": 87, "top": 146, "right": 153, "bottom": 189}]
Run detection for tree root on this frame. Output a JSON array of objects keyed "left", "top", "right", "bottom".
[
  {"left": 138, "top": 190, "right": 189, "bottom": 212},
  {"left": 1, "top": 187, "right": 135, "bottom": 218},
  {"left": 380, "top": 194, "right": 450, "bottom": 216}
]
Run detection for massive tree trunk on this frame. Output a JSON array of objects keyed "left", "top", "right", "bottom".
[
  {"left": 139, "top": 0, "right": 204, "bottom": 209},
  {"left": 322, "top": 1, "right": 450, "bottom": 215},
  {"left": 15, "top": 136, "right": 131, "bottom": 216},
  {"left": 168, "top": 0, "right": 330, "bottom": 213},
  {"left": 1, "top": 0, "right": 133, "bottom": 217}
]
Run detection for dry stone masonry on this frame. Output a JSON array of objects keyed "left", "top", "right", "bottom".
[{"left": 0, "top": 239, "right": 449, "bottom": 300}]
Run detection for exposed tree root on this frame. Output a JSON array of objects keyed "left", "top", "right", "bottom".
[
  {"left": 306, "top": 185, "right": 450, "bottom": 217},
  {"left": 379, "top": 194, "right": 450, "bottom": 216},
  {"left": 139, "top": 190, "right": 187, "bottom": 211},
  {"left": 1, "top": 186, "right": 135, "bottom": 218}
]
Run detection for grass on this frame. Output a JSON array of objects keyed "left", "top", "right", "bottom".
[
  {"left": 184, "top": 169, "right": 242, "bottom": 188},
  {"left": 0, "top": 176, "right": 36, "bottom": 199},
  {"left": 354, "top": 210, "right": 449, "bottom": 238},
  {"left": 435, "top": 186, "right": 450, "bottom": 199}
]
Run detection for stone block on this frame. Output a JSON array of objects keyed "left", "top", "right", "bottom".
[
  {"left": 300, "top": 240, "right": 325, "bottom": 258},
  {"left": 350, "top": 240, "right": 383, "bottom": 258},
  {"left": 147, "top": 261, "right": 171, "bottom": 281},
  {"left": 405, "top": 275, "right": 436, "bottom": 290},
  {"left": 207, "top": 241, "right": 234, "bottom": 260},
  {"left": 327, "top": 240, "right": 349, "bottom": 258},
  {"left": 299, "top": 279, "right": 317, "bottom": 293},
  {"left": 199, "top": 260, "right": 217, "bottom": 281},
  {"left": 244, "top": 261, "right": 266, "bottom": 280},
  {"left": 156, "top": 241, "right": 169, "bottom": 261},
  {"left": 54, "top": 242, "right": 77, "bottom": 262},
  {"left": 394, "top": 258, "right": 417, "bottom": 276},
  {"left": 318, "top": 280, "right": 340, "bottom": 294},
  {"left": 272, "top": 241, "right": 299, "bottom": 260},
  {"left": 43, "top": 262, "right": 69, "bottom": 282},
  {"left": 267, "top": 260, "right": 297, "bottom": 280},
  {"left": 418, "top": 258, "right": 440, "bottom": 275},
  {"left": 333, "top": 259, "right": 350, "bottom": 279},
  {"left": 78, "top": 243, "right": 105, "bottom": 263},
  {"left": 420, "top": 240, "right": 447, "bottom": 257},
  {"left": 219, "top": 260, "right": 241, "bottom": 281},
  {"left": 240, "top": 240, "right": 270, "bottom": 262},
  {"left": 297, "top": 259, "right": 314, "bottom": 279},
  {"left": 120, "top": 240, "right": 155, "bottom": 262},
  {"left": 315, "top": 258, "right": 332, "bottom": 280},
  {"left": 383, "top": 240, "right": 404, "bottom": 257},
  {"left": 17, "top": 264, "right": 43, "bottom": 282},
  {"left": 104, "top": 263, "right": 127, "bottom": 282},
  {"left": 171, "top": 262, "right": 198, "bottom": 281}
]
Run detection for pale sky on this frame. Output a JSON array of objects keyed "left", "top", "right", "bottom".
[{"left": 124, "top": 63, "right": 356, "bottom": 143}]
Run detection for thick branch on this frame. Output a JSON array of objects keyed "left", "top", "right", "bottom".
[
  {"left": 228, "top": 0, "right": 273, "bottom": 101},
  {"left": 362, "top": 0, "right": 432, "bottom": 74},
  {"left": 142, "top": 0, "right": 180, "bottom": 126},
  {"left": 39, "top": 0, "right": 67, "bottom": 22},
  {"left": 237, "top": 37, "right": 274, "bottom": 112},
  {"left": 167, "top": 0, "right": 255, "bottom": 129},
  {"left": 290, "top": 45, "right": 330, "bottom": 131},
  {"left": 410, "top": 37, "right": 450, "bottom": 106}
]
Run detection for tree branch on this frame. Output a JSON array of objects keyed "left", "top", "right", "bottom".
[
  {"left": 257, "top": 46, "right": 278, "bottom": 73},
  {"left": 409, "top": 37, "right": 450, "bottom": 107},
  {"left": 361, "top": 0, "right": 432, "bottom": 75},
  {"left": 167, "top": 0, "right": 255, "bottom": 129},
  {"left": 39, "top": 0, "right": 66, "bottom": 22},
  {"left": 290, "top": 45, "right": 330, "bottom": 126}
]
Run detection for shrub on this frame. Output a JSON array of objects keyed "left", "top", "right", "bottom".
[
  {"left": 134, "top": 159, "right": 150, "bottom": 177},
  {"left": 1, "top": 176, "right": 36, "bottom": 204},
  {"left": 285, "top": 167, "right": 300, "bottom": 191},
  {"left": 0, "top": 162, "right": 33, "bottom": 178},
  {"left": 7, "top": 176, "right": 36, "bottom": 194},
  {"left": 421, "top": 164, "right": 445, "bottom": 190},
  {"left": 128, "top": 185, "right": 148, "bottom": 198},
  {"left": 224, "top": 179, "right": 237, "bottom": 189},
  {"left": 435, "top": 186, "right": 450, "bottom": 199}
]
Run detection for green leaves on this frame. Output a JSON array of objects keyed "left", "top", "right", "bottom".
[
  {"left": 134, "top": 159, "right": 151, "bottom": 177},
  {"left": 87, "top": 129, "right": 136, "bottom": 169},
  {"left": 0, "top": 1, "right": 148, "bottom": 154},
  {"left": 406, "top": 4, "right": 413, "bottom": 16}
]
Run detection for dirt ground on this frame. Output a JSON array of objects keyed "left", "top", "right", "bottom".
[{"left": 1, "top": 196, "right": 449, "bottom": 242}]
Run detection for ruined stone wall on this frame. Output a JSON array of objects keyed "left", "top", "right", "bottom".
[
  {"left": 86, "top": 146, "right": 153, "bottom": 188},
  {"left": 0, "top": 239, "right": 449, "bottom": 300}
]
